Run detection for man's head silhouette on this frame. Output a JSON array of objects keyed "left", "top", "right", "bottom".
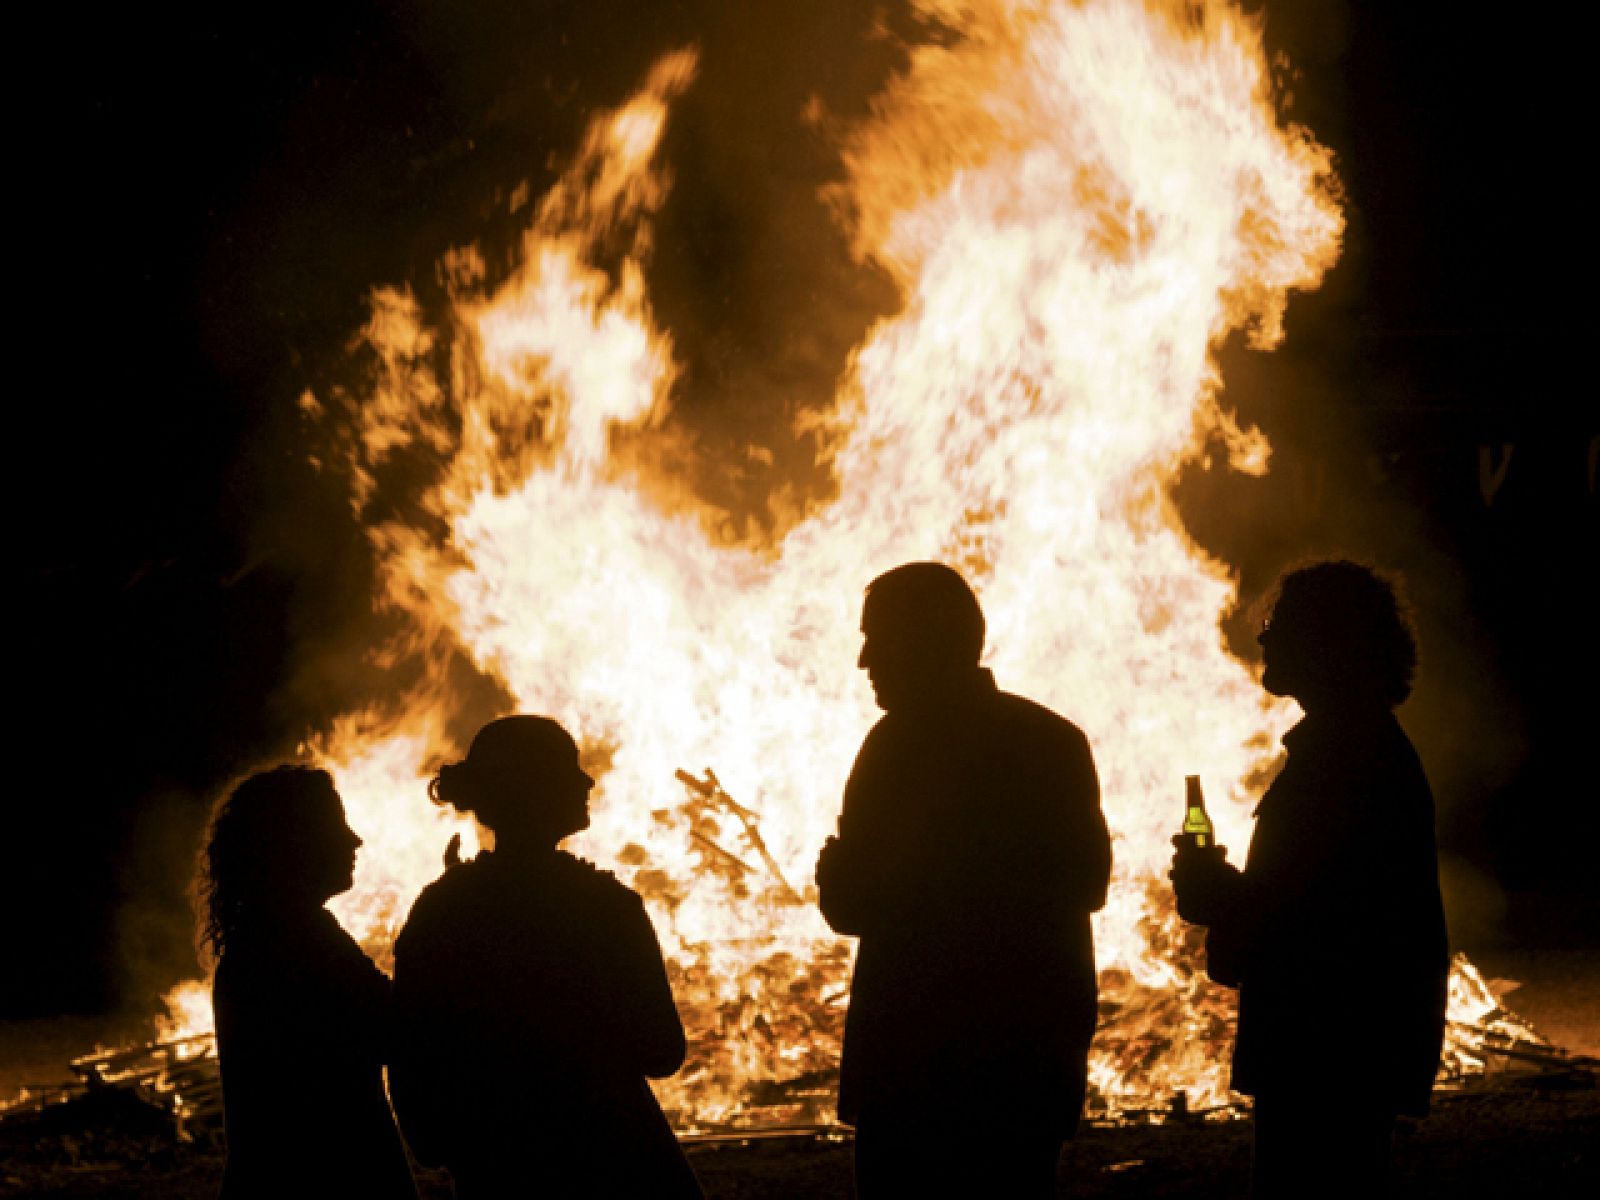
[{"left": 858, "top": 561, "right": 985, "bottom": 711}]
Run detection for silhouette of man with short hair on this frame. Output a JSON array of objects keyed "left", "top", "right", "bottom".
[
  {"left": 1171, "top": 560, "right": 1449, "bottom": 1199},
  {"left": 816, "top": 561, "right": 1112, "bottom": 1197}
]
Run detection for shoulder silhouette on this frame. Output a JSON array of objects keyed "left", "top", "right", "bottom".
[
  {"left": 816, "top": 561, "right": 1111, "bottom": 1198},
  {"left": 1171, "top": 559, "right": 1449, "bottom": 1199},
  {"left": 203, "top": 765, "right": 417, "bottom": 1200},
  {"left": 390, "top": 715, "right": 702, "bottom": 1199}
]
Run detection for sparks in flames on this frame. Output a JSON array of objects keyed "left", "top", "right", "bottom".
[{"left": 153, "top": 0, "right": 1521, "bottom": 1128}]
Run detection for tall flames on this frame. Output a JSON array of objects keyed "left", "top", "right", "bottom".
[{"left": 155, "top": 0, "right": 1513, "bottom": 1129}]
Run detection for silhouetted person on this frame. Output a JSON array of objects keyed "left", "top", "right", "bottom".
[
  {"left": 1171, "top": 560, "right": 1449, "bottom": 1199},
  {"left": 389, "top": 715, "right": 702, "bottom": 1199},
  {"left": 815, "top": 562, "right": 1112, "bottom": 1198},
  {"left": 202, "top": 765, "right": 418, "bottom": 1200}
]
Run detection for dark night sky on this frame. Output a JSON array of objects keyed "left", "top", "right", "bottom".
[{"left": 7, "top": 2, "right": 1595, "bottom": 1020}]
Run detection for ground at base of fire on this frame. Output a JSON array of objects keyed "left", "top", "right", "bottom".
[
  {"left": 3, "top": 946, "right": 1596, "bottom": 1198},
  {"left": 1, "top": 1080, "right": 1595, "bottom": 1200}
]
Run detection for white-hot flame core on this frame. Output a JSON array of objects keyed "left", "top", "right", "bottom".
[{"left": 151, "top": 1, "right": 1526, "bottom": 1127}]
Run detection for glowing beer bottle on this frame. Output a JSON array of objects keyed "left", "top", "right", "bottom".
[{"left": 1181, "top": 775, "right": 1213, "bottom": 849}]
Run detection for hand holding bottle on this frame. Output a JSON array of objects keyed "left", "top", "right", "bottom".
[
  {"left": 1169, "top": 775, "right": 1238, "bottom": 924},
  {"left": 1174, "top": 775, "right": 1217, "bottom": 852}
]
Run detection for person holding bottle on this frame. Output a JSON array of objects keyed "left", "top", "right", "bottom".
[{"left": 1170, "top": 560, "right": 1449, "bottom": 1198}]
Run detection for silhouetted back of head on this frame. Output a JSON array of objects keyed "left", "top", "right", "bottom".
[
  {"left": 864, "top": 562, "right": 986, "bottom": 665},
  {"left": 201, "top": 766, "right": 352, "bottom": 957},
  {"left": 430, "top": 715, "right": 592, "bottom": 845},
  {"left": 1263, "top": 559, "right": 1418, "bottom": 709}
]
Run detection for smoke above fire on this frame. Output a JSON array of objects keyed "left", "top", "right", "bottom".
[{"left": 146, "top": 0, "right": 1539, "bottom": 1127}]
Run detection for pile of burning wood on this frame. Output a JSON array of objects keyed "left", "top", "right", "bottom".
[
  {"left": 1, "top": 771, "right": 1591, "bottom": 1137},
  {"left": 3, "top": 959, "right": 1590, "bottom": 1141},
  {"left": 3, "top": 1033, "right": 222, "bottom": 1140}
]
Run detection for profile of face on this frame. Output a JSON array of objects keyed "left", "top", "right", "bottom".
[
  {"left": 297, "top": 778, "right": 364, "bottom": 905},
  {"left": 1254, "top": 601, "right": 1305, "bottom": 704},
  {"left": 856, "top": 563, "right": 986, "bottom": 712},
  {"left": 1257, "top": 610, "right": 1292, "bottom": 698},
  {"left": 858, "top": 599, "right": 926, "bottom": 712},
  {"left": 539, "top": 733, "right": 596, "bottom": 841},
  {"left": 1256, "top": 586, "right": 1339, "bottom": 708}
]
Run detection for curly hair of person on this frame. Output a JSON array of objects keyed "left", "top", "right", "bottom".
[
  {"left": 197, "top": 765, "right": 337, "bottom": 961},
  {"left": 1269, "top": 559, "right": 1420, "bottom": 707}
]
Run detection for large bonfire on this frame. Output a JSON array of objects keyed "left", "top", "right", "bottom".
[{"left": 139, "top": 0, "right": 1535, "bottom": 1131}]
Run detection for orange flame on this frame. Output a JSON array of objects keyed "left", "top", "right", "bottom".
[{"left": 158, "top": 1, "right": 1518, "bottom": 1127}]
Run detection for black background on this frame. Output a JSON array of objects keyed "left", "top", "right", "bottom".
[{"left": 8, "top": 1, "right": 1595, "bottom": 1020}]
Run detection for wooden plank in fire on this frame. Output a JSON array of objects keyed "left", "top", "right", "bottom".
[
  {"left": 65, "top": 1034, "right": 224, "bottom": 1126},
  {"left": 689, "top": 830, "right": 759, "bottom": 877},
  {"left": 675, "top": 768, "right": 804, "bottom": 904},
  {"left": 1444, "top": 1020, "right": 1598, "bottom": 1077},
  {"left": 71, "top": 1034, "right": 217, "bottom": 1088}
]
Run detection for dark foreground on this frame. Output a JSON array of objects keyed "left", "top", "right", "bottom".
[
  {"left": 6, "top": 948, "right": 1596, "bottom": 1198},
  {"left": 2, "top": 1080, "right": 1595, "bottom": 1200}
]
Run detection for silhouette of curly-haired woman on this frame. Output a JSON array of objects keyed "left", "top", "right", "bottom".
[
  {"left": 1171, "top": 560, "right": 1449, "bottom": 1199},
  {"left": 202, "top": 765, "right": 418, "bottom": 1200},
  {"left": 390, "top": 715, "right": 702, "bottom": 1199}
]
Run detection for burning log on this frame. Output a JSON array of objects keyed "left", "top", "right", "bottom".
[
  {"left": 69, "top": 1034, "right": 223, "bottom": 1134},
  {"left": 1441, "top": 1021, "right": 1599, "bottom": 1092},
  {"left": 688, "top": 830, "right": 761, "bottom": 879},
  {"left": 3, "top": 962, "right": 1592, "bottom": 1145},
  {"left": 0, "top": 1031, "right": 225, "bottom": 1147},
  {"left": 1433, "top": 951, "right": 1598, "bottom": 1096},
  {"left": 673, "top": 768, "right": 805, "bottom": 906}
]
